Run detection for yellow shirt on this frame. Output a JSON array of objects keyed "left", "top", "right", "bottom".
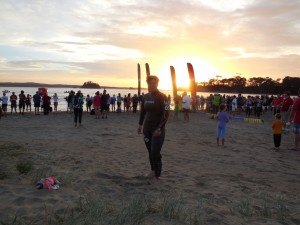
[{"left": 272, "top": 120, "right": 285, "bottom": 134}]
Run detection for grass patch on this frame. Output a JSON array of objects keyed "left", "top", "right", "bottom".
[
  {"left": 274, "top": 195, "right": 290, "bottom": 221},
  {"left": 230, "top": 193, "right": 291, "bottom": 221},
  {"left": 16, "top": 161, "right": 33, "bottom": 174},
  {"left": 112, "top": 194, "right": 151, "bottom": 225},
  {"left": 232, "top": 198, "right": 254, "bottom": 218},
  {"left": 160, "top": 191, "right": 188, "bottom": 222},
  {"left": 0, "top": 191, "right": 295, "bottom": 225}
]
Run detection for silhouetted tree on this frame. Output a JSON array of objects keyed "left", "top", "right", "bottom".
[{"left": 81, "top": 81, "right": 101, "bottom": 89}]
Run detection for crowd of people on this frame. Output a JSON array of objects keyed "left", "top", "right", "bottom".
[
  {"left": 169, "top": 90, "right": 299, "bottom": 151},
  {"left": 0, "top": 91, "right": 56, "bottom": 116},
  {"left": 0, "top": 89, "right": 142, "bottom": 117},
  {"left": 0, "top": 86, "right": 299, "bottom": 181}
]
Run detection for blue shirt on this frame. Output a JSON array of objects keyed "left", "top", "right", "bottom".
[{"left": 217, "top": 111, "right": 229, "bottom": 127}]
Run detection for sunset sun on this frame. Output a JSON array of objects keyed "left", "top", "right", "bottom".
[{"left": 157, "top": 57, "right": 219, "bottom": 90}]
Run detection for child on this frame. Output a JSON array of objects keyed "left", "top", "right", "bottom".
[
  {"left": 272, "top": 113, "right": 285, "bottom": 151},
  {"left": 217, "top": 104, "right": 229, "bottom": 147}
]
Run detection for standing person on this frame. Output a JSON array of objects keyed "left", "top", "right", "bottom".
[
  {"left": 73, "top": 91, "right": 84, "bottom": 127},
  {"left": 1, "top": 92, "right": 8, "bottom": 117},
  {"left": 216, "top": 104, "right": 229, "bottom": 147},
  {"left": 272, "top": 94, "right": 283, "bottom": 115},
  {"left": 281, "top": 92, "right": 293, "bottom": 131},
  {"left": 111, "top": 94, "right": 116, "bottom": 112},
  {"left": 53, "top": 93, "right": 59, "bottom": 112},
  {"left": 173, "top": 94, "right": 179, "bottom": 119},
  {"left": 42, "top": 93, "right": 51, "bottom": 115},
  {"left": 33, "top": 91, "right": 41, "bottom": 115},
  {"left": 182, "top": 92, "right": 191, "bottom": 122},
  {"left": 9, "top": 92, "right": 16, "bottom": 114},
  {"left": 86, "top": 94, "right": 92, "bottom": 113},
  {"left": 212, "top": 94, "right": 221, "bottom": 114},
  {"left": 245, "top": 96, "right": 252, "bottom": 117},
  {"left": 138, "top": 75, "right": 169, "bottom": 182},
  {"left": 126, "top": 93, "right": 131, "bottom": 112},
  {"left": 123, "top": 95, "right": 127, "bottom": 112},
  {"left": 101, "top": 90, "right": 108, "bottom": 119},
  {"left": 67, "top": 91, "right": 74, "bottom": 113},
  {"left": 132, "top": 94, "right": 139, "bottom": 113},
  {"left": 231, "top": 95, "right": 237, "bottom": 113},
  {"left": 106, "top": 93, "right": 111, "bottom": 112},
  {"left": 272, "top": 113, "right": 285, "bottom": 151},
  {"left": 237, "top": 93, "right": 243, "bottom": 114},
  {"left": 255, "top": 96, "right": 263, "bottom": 119},
  {"left": 289, "top": 89, "right": 300, "bottom": 151},
  {"left": 200, "top": 96, "right": 205, "bottom": 111},
  {"left": 116, "top": 93, "right": 122, "bottom": 112},
  {"left": 25, "top": 94, "right": 32, "bottom": 112},
  {"left": 93, "top": 91, "right": 101, "bottom": 119},
  {"left": 18, "top": 90, "right": 26, "bottom": 115}
]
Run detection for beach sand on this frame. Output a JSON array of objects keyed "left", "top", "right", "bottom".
[{"left": 0, "top": 110, "right": 299, "bottom": 224}]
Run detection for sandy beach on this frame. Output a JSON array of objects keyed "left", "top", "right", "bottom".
[{"left": 0, "top": 110, "right": 299, "bottom": 225}]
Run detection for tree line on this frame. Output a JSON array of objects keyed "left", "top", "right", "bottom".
[{"left": 193, "top": 76, "right": 300, "bottom": 95}]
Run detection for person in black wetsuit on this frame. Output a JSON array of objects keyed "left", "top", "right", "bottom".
[{"left": 138, "top": 75, "right": 169, "bottom": 182}]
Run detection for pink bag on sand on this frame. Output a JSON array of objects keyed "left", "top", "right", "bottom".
[{"left": 36, "top": 177, "right": 60, "bottom": 190}]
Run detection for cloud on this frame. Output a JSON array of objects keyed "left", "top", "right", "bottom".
[{"left": 0, "top": 0, "right": 300, "bottom": 86}]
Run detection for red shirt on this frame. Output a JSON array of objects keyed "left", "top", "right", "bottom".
[
  {"left": 93, "top": 95, "right": 101, "bottom": 107},
  {"left": 281, "top": 97, "right": 293, "bottom": 112},
  {"left": 42, "top": 95, "right": 51, "bottom": 104},
  {"left": 292, "top": 97, "right": 300, "bottom": 124},
  {"left": 10, "top": 94, "right": 17, "bottom": 102},
  {"left": 273, "top": 97, "right": 283, "bottom": 106}
]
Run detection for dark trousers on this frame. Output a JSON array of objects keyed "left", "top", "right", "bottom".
[
  {"left": 246, "top": 106, "right": 252, "bottom": 117},
  {"left": 273, "top": 134, "right": 281, "bottom": 147},
  {"left": 74, "top": 108, "right": 83, "bottom": 124},
  {"left": 144, "top": 129, "right": 165, "bottom": 177},
  {"left": 43, "top": 103, "right": 50, "bottom": 115}
]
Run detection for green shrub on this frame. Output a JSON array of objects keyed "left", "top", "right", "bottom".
[{"left": 16, "top": 161, "right": 33, "bottom": 174}]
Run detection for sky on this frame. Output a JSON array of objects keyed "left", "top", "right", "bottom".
[{"left": 0, "top": 0, "right": 300, "bottom": 90}]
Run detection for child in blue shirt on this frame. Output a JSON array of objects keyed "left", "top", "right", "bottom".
[{"left": 217, "top": 104, "right": 229, "bottom": 147}]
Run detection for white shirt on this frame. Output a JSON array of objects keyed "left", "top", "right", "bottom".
[
  {"left": 53, "top": 96, "right": 59, "bottom": 103},
  {"left": 232, "top": 98, "right": 237, "bottom": 106},
  {"left": 182, "top": 95, "right": 192, "bottom": 109}
]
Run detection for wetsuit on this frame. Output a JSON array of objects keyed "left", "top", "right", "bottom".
[{"left": 139, "top": 90, "right": 169, "bottom": 177}]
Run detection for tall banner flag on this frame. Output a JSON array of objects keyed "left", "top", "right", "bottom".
[
  {"left": 170, "top": 66, "right": 177, "bottom": 98},
  {"left": 187, "top": 63, "right": 196, "bottom": 98},
  {"left": 138, "top": 63, "right": 141, "bottom": 96},
  {"left": 145, "top": 63, "right": 150, "bottom": 78}
]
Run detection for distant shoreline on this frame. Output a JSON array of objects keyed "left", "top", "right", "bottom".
[{"left": 0, "top": 82, "right": 143, "bottom": 90}]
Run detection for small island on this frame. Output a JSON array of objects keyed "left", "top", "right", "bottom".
[{"left": 81, "top": 81, "right": 101, "bottom": 89}]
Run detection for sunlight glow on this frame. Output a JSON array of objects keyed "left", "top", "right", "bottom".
[{"left": 157, "top": 57, "right": 220, "bottom": 90}]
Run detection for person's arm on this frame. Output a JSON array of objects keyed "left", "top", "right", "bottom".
[
  {"left": 290, "top": 108, "right": 295, "bottom": 122},
  {"left": 290, "top": 100, "right": 299, "bottom": 122},
  {"left": 137, "top": 96, "right": 145, "bottom": 134}
]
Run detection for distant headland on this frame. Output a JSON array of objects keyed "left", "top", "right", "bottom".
[{"left": 0, "top": 82, "right": 138, "bottom": 90}]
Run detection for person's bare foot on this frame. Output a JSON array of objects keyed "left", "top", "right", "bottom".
[
  {"left": 147, "top": 176, "right": 160, "bottom": 185},
  {"left": 145, "top": 171, "right": 155, "bottom": 178}
]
